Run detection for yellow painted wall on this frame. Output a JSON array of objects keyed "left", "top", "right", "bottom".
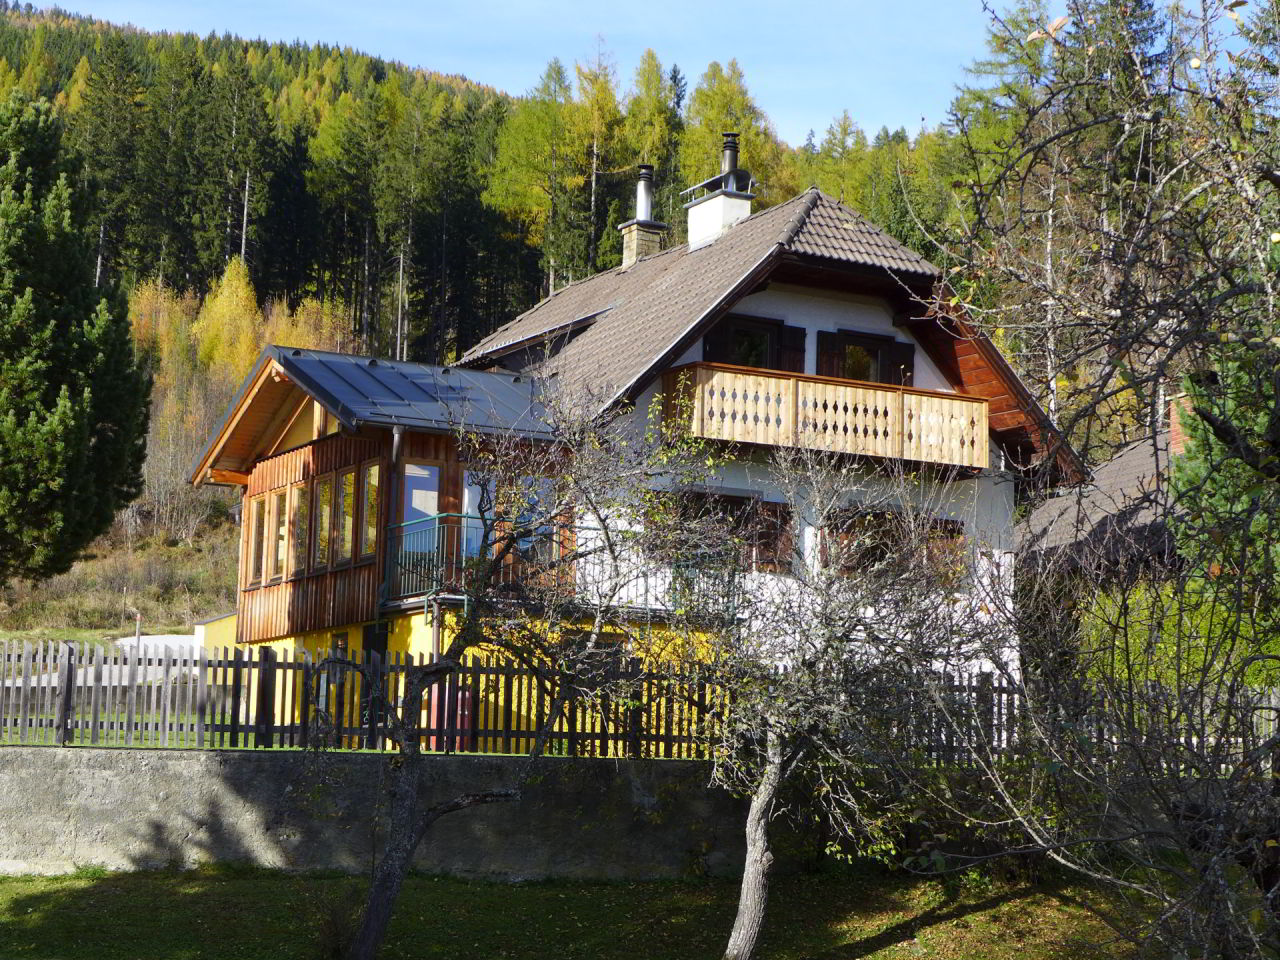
[{"left": 195, "top": 612, "right": 238, "bottom": 652}]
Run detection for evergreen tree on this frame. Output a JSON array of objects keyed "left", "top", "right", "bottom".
[
  {"left": 0, "top": 92, "right": 148, "bottom": 581},
  {"left": 73, "top": 32, "right": 144, "bottom": 288}
]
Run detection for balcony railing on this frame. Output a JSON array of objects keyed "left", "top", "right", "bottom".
[
  {"left": 663, "top": 362, "right": 989, "bottom": 470},
  {"left": 387, "top": 513, "right": 738, "bottom": 614}
]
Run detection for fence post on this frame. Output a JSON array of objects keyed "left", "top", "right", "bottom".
[
  {"left": 256, "top": 647, "right": 276, "bottom": 749},
  {"left": 54, "top": 643, "right": 76, "bottom": 746},
  {"left": 299, "top": 651, "right": 312, "bottom": 750},
  {"left": 364, "top": 650, "right": 382, "bottom": 750},
  {"left": 977, "top": 672, "right": 994, "bottom": 753},
  {"left": 621, "top": 659, "right": 639, "bottom": 759}
]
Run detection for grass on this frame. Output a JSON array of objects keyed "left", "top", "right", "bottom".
[
  {"left": 0, "top": 863, "right": 1130, "bottom": 960},
  {"left": 0, "top": 525, "right": 237, "bottom": 641}
]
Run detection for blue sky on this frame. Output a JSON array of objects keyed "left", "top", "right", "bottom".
[{"left": 66, "top": 1, "right": 995, "bottom": 146}]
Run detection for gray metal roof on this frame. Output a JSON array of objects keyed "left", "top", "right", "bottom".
[{"left": 268, "top": 345, "right": 554, "bottom": 438}]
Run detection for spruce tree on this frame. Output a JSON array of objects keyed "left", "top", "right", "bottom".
[{"left": 0, "top": 92, "right": 149, "bottom": 582}]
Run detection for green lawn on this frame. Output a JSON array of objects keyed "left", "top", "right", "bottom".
[{"left": 0, "top": 864, "right": 1129, "bottom": 960}]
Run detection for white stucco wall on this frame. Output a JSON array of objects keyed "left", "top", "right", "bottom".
[{"left": 624, "top": 282, "right": 1017, "bottom": 605}]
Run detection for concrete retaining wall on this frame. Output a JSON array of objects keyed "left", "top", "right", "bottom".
[{"left": 0, "top": 747, "right": 746, "bottom": 879}]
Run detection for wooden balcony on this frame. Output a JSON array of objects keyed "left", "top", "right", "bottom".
[{"left": 662, "top": 363, "right": 989, "bottom": 470}]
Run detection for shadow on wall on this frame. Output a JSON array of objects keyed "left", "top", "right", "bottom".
[{"left": 0, "top": 747, "right": 747, "bottom": 881}]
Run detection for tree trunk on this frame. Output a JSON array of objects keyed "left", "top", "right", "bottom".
[
  {"left": 588, "top": 136, "right": 598, "bottom": 273},
  {"left": 240, "top": 166, "right": 251, "bottom": 262},
  {"left": 723, "top": 730, "right": 786, "bottom": 960},
  {"left": 343, "top": 666, "right": 521, "bottom": 960},
  {"left": 94, "top": 220, "right": 105, "bottom": 288}
]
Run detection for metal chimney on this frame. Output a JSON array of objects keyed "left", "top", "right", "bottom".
[
  {"left": 720, "top": 132, "right": 740, "bottom": 179},
  {"left": 636, "top": 164, "right": 655, "bottom": 222},
  {"left": 618, "top": 164, "right": 668, "bottom": 269}
]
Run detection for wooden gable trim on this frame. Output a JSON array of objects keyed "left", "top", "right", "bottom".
[{"left": 190, "top": 356, "right": 281, "bottom": 486}]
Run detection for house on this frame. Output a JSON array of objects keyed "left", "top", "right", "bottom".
[{"left": 190, "top": 133, "right": 1082, "bottom": 662}]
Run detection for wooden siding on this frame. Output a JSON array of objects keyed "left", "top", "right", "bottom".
[{"left": 240, "top": 432, "right": 387, "bottom": 644}]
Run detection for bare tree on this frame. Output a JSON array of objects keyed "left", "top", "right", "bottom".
[
  {"left": 314, "top": 388, "right": 720, "bottom": 960},
  {"left": 658, "top": 448, "right": 1012, "bottom": 960}
]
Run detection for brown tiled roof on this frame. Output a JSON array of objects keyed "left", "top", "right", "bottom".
[
  {"left": 460, "top": 190, "right": 938, "bottom": 403},
  {"left": 1019, "top": 432, "right": 1175, "bottom": 561}
]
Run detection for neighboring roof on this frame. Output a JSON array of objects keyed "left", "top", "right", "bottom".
[
  {"left": 460, "top": 187, "right": 1083, "bottom": 482},
  {"left": 189, "top": 346, "right": 552, "bottom": 484},
  {"left": 1019, "top": 432, "right": 1174, "bottom": 562}
]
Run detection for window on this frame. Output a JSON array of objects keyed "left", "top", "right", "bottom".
[
  {"left": 462, "top": 470, "right": 493, "bottom": 558},
  {"left": 510, "top": 476, "right": 556, "bottom": 563},
  {"left": 677, "top": 493, "right": 791, "bottom": 573},
  {"left": 335, "top": 469, "right": 356, "bottom": 564},
  {"left": 703, "top": 315, "right": 806, "bottom": 373},
  {"left": 359, "top": 463, "right": 381, "bottom": 559},
  {"left": 401, "top": 463, "right": 440, "bottom": 524},
  {"left": 821, "top": 510, "right": 964, "bottom": 581},
  {"left": 289, "top": 482, "right": 309, "bottom": 577},
  {"left": 312, "top": 475, "right": 333, "bottom": 569},
  {"left": 816, "top": 330, "right": 914, "bottom": 386},
  {"left": 247, "top": 496, "right": 266, "bottom": 585},
  {"left": 269, "top": 489, "right": 288, "bottom": 581}
]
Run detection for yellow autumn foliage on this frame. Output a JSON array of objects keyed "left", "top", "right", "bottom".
[{"left": 192, "top": 257, "right": 263, "bottom": 389}]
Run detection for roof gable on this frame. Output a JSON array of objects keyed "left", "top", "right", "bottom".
[
  {"left": 461, "top": 189, "right": 1083, "bottom": 481},
  {"left": 190, "top": 346, "right": 553, "bottom": 486}
]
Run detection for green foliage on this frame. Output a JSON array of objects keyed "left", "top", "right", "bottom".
[{"left": 0, "top": 90, "right": 148, "bottom": 583}]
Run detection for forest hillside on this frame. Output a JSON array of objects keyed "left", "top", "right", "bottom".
[{"left": 0, "top": 2, "right": 985, "bottom": 636}]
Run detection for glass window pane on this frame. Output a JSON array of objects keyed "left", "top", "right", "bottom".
[
  {"left": 291, "top": 483, "right": 309, "bottom": 575},
  {"left": 842, "top": 344, "right": 877, "bottom": 382},
  {"left": 271, "top": 490, "right": 288, "bottom": 579},
  {"left": 313, "top": 476, "right": 333, "bottom": 568},
  {"left": 361, "top": 464, "right": 380, "bottom": 558},
  {"left": 463, "top": 471, "right": 493, "bottom": 558},
  {"left": 402, "top": 464, "right": 440, "bottom": 524},
  {"left": 249, "top": 497, "right": 265, "bottom": 583},
  {"left": 337, "top": 470, "right": 355, "bottom": 562}
]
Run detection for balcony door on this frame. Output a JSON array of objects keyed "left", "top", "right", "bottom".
[
  {"left": 816, "top": 330, "right": 914, "bottom": 386},
  {"left": 396, "top": 463, "right": 442, "bottom": 599},
  {"left": 703, "top": 315, "right": 805, "bottom": 373}
]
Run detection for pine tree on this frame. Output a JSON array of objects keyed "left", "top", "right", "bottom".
[
  {"left": 0, "top": 92, "right": 149, "bottom": 581},
  {"left": 73, "top": 32, "right": 144, "bottom": 288}
]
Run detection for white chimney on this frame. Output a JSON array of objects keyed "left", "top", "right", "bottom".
[{"left": 683, "top": 132, "right": 755, "bottom": 250}]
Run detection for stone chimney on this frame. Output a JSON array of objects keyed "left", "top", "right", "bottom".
[
  {"left": 618, "top": 164, "right": 667, "bottom": 269},
  {"left": 682, "top": 132, "right": 755, "bottom": 250}
]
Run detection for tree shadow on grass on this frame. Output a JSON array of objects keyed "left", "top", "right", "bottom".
[{"left": 759, "top": 868, "right": 1121, "bottom": 960}]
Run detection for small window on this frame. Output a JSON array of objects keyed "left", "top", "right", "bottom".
[
  {"left": 269, "top": 489, "right": 288, "bottom": 581},
  {"left": 248, "top": 496, "right": 266, "bottom": 585},
  {"left": 289, "top": 482, "right": 309, "bottom": 577},
  {"left": 312, "top": 475, "right": 333, "bottom": 569},
  {"left": 336, "top": 469, "right": 356, "bottom": 564},
  {"left": 359, "top": 463, "right": 380, "bottom": 559}
]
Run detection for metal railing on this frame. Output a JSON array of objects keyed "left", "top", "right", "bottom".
[{"left": 387, "top": 514, "right": 739, "bottom": 616}]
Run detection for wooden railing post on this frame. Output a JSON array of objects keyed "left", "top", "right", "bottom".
[{"left": 54, "top": 642, "right": 75, "bottom": 746}]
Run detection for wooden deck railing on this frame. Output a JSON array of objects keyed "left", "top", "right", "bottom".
[{"left": 663, "top": 363, "right": 989, "bottom": 470}]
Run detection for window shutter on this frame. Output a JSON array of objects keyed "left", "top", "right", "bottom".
[
  {"left": 816, "top": 331, "right": 841, "bottom": 378},
  {"left": 886, "top": 341, "right": 915, "bottom": 386},
  {"left": 777, "top": 325, "right": 806, "bottom": 373}
]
